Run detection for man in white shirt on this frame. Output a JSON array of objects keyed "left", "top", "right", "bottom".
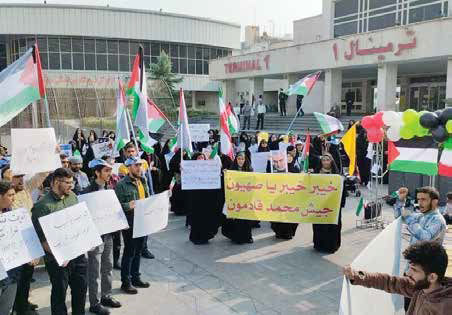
[{"left": 255, "top": 95, "right": 266, "bottom": 130}]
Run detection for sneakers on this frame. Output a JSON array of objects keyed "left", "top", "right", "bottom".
[
  {"left": 89, "top": 303, "right": 110, "bottom": 315},
  {"left": 120, "top": 283, "right": 138, "bottom": 295},
  {"left": 141, "top": 249, "right": 155, "bottom": 259},
  {"left": 101, "top": 296, "right": 122, "bottom": 308},
  {"left": 131, "top": 278, "right": 150, "bottom": 288}
]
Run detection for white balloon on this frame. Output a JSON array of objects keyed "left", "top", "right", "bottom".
[
  {"left": 386, "top": 126, "right": 401, "bottom": 142},
  {"left": 382, "top": 111, "right": 402, "bottom": 127}
]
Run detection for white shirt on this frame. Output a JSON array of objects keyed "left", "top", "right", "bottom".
[{"left": 257, "top": 104, "right": 266, "bottom": 114}]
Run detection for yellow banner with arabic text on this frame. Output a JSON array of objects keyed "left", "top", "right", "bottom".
[{"left": 225, "top": 171, "right": 343, "bottom": 224}]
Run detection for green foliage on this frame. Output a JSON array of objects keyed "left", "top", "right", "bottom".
[{"left": 149, "top": 51, "right": 183, "bottom": 94}]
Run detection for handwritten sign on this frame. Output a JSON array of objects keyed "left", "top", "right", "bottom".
[
  {"left": 225, "top": 171, "right": 343, "bottom": 224},
  {"left": 59, "top": 144, "right": 72, "bottom": 157},
  {"left": 0, "top": 208, "right": 44, "bottom": 270},
  {"left": 181, "top": 160, "right": 221, "bottom": 190},
  {"left": 38, "top": 202, "right": 102, "bottom": 266},
  {"left": 133, "top": 191, "right": 170, "bottom": 238},
  {"left": 250, "top": 152, "right": 270, "bottom": 173},
  {"left": 92, "top": 137, "right": 113, "bottom": 159},
  {"left": 78, "top": 190, "right": 129, "bottom": 235},
  {"left": 189, "top": 124, "right": 210, "bottom": 142},
  {"left": 10, "top": 128, "right": 61, "bottom": 175}
]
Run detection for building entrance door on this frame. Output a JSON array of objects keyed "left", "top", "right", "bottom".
[{"left": 409, "top": 84, "right": 446, "bottom": 111}]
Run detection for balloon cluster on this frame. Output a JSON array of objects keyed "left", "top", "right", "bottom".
[
  {"left": 361, "top": 112, "right": 384, "bottom": 143},
  {"left": 419, "top": 108, "right": 452, "bottom": 143},
  {"left": 360, "top": 108, "right": 452, "bottom": 143}
]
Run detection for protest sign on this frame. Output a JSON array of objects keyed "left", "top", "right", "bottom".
[
  {"left": 339, "top": 218, "right": 403, "bottom": 315},
  {"left": 181, "top": 159, "right": 221, "bottom": 190},
  {"left": 39, "top": 202, "right": 102, "bottom": 266},
  {"left": 0, "top": 208, "right": 44, "bottom": 270},
  {"left": 189, "top": 124, "right": 210, "bottom": 142},
  {"left": 78, "top": 190, "right": 129, "bottom": 235},
  {"left": 225, "top": 171, "right": 343, "bottom": 224},
  {"left": 60, "top": 144, "right": 72, "bottom": 157},
  {"left": 0, "top": 261, "right": 6, "bottom": 281},
  {"left": 279, "top": 142, "right": 290, "bottom": 153},
  {"left": 133, "top": 191, "right": 170, "bottom": 238},
  {"left": 92, "top": 137, "right": 113, "bottom": 159},
  {"left": 251, "top": 152, "right": 270, "bottom": 173},
  {"left": 270, "top": 150, "right": 288, "bottom": 173},
  {"left": 10, "top": 128, "right": 61, "bottom": 175}
]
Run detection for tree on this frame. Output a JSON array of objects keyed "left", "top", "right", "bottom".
[{"left": 149, "top": 51, "right": 183, "bottom": 108}]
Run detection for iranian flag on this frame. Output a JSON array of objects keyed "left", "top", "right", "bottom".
[
  {"left": 226, "top": 102, "right": 239, "bottom": 134},
  {"left": 313, "top": 112, "right": 344, "bottom": 135},
  {"left": 127, "top": 48, "right": 156, "bottom": 153},
  {"left": 219, "top": 89, "right": 234, "bottom": 159},
  {"left": 0, "top": 46, "right": 44, "bottom": 127},
  {"left": 285, "top": 71, "right": 321, "bottom": 96},
  {"left": 439, "top": 138, "right": 452, "bottom": 177},
  {"left": 147, "top": 98, "right": 166, "bottom": 133},
  {"left": 388, "top": 137, "right": 438, "bottom": 176},
  {"left": 113, "top": 80, "right": 130, "bottom": 154},
  {"left": 177, "top": 88, "right": 193, "bottom": 156},
  {"left": 301, "top": 132, "right": 311, "bottom": 172}
]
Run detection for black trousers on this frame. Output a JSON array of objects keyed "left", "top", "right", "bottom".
[
  {"left": 121, "top": 228, "right": 145, "bottom": 285},
  {"left": 14, "top": 263, "right": 34, "bottom": 313},
  {"left": 256, "top": 113, "right": 264, "bottom": 130},
  {"left": 112, "top": 231, "right": 121, "bottom": 265},
  {"left": 243, "top": 116, "right": 251, "bottom": 130},
  {"left": 280, "top": 103, "right": 286, "bottom": 116},
  {"left": 45, "top": 255, "right": 87, "bottom": 315}
]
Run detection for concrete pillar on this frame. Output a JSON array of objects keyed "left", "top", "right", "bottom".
[
  {"left": 221, "top": 80, "right": 236, "bottom": 106},
  {"left": 191, "top": 91, "right": 197, "bottom": 110},
  {"left": 323, "top": 69, "right": 342, "bottom": 114},
  {"left": 377, "top": 63, "right": 398, "bottom": 111},
  {"left": 399, "top": 76, "right": 410, "bottom": 111},
  {"left": 249, "top": 77, "right": 264, "bottom": 106},
  {"left": 446, "top": 58, "right": 452, "bottom": 103},
  {"left": 322, "top": 0, "right": 335, "bottom": 39}
]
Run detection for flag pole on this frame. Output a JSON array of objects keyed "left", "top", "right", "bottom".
[
  {"left": 286, "top": 102, "right": 305, "bottom": 134},
  {"left": 126, "top": 108, "right": 139, "bottom": 152}
]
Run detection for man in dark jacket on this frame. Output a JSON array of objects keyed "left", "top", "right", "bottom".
[
  {"left": 83, "top": 159, "right": 121, "bottom": 315},
  {"left": 344, "top": 241, "right": 452, "bottom": 315},
  {"left": 279, "top": 88, "right": 287, "bottom": 116},
  {"left": 31, "top": 168, "right": 87, "bottom": 315},
  {"left": 114, "top": 156, "right": 150, "bottom": 294}
]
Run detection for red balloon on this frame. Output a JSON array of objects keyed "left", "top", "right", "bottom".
[
  {"left": 367, "top": 127, "right": 384, "bottom": 143},
  {"left": 373, "top": 112, "right": 385, "bottom": 129},
  {"left": 361, "top": 116, "right": 375, "bottom": 129}
]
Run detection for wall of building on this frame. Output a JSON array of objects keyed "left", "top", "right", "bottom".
[{"left": 293, "top": 15, "right": 328, "bottom": 45}]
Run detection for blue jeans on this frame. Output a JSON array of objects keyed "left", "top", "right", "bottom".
[{"left": 121, "top": 228, "right": 145, "bottom": 285}]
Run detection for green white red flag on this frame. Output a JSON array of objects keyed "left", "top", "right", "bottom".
[
  {"left": 438, "top": 138, "right": 452, "bottom": 177},
  {"left": 219, "top": 89, "right": 234, "bottom": 159},
  {"left": 0, "top": 46, "right": 44, "bottom": 127},
  {"left": 226, "top": 102, "right": 239, "bottom": 135},
  {"left": 113, "top": 80, "right": 130, "bottom": 154},
  {"left": 313, "top": 112, "right": 344, "bottom": 135},
  {"left": 301, "top": 132, "right": 310, "bottom": 172},
  {"left": 177, "top": 88, "right": 193, "bottom": 156}
]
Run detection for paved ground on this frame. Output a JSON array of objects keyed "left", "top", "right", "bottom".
[{"left": 28, "top": 186, "right": 394, "bottom": 315}]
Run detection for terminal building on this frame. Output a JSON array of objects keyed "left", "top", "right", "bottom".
[
  {"left": 210, "top": 0, "right": 452, "bottom": 115},
  {"left": 0, "top": 3, "right": 240, "bottom": 126}
]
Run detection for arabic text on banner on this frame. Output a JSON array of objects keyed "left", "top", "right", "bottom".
[
  {"left": 78, "top": 190, "right": 129, "bottom": 235},
  {"left": 181, "top": 160, "right": 221, "bottom": 190},
  {"left": 133, "top": 191, "right": 170, "bottom": 238},
  {"left": 0, "top": 208, "right": 44, "bottom": 270},
  {"left": 38, "top": 202, "right": 103, "bottom": 266},
  {"left": 224, "top": 171, "right": 343, "bottom": 224}
]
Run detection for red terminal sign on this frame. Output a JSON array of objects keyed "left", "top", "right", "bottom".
[{"left": 224, "top": 55, "right": 270, "bottom": 73}]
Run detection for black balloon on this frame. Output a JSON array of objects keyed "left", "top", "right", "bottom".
[
  {"left": 439, "top": 107, "right": 452, "bottom": 124},
  {"left": 419, "top": 112, "right": 439, "bottom": 129},
  {"left": 431, "top": 125, "right": 448, "bottom": 143},
  {"left": 435, "top": 109, "right": 443, "bottom": 117}
]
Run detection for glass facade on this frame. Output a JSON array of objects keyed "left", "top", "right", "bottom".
[
  {"left": 3, "top": 35, "right": 232, "bottom": 74},
  {"left": 334, "top": 0, "right": 448, "bottom": 37}
]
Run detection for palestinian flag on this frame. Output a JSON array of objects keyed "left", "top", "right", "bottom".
[
  {"left": 226, "top": 102, "right": 239, "bottom": 135},
  {"left": 313, "top": 112, "right": 344, "bottom": 135},
  {"left": 113, "top": 80, "right": 130, "bottom": 154},
  {"left": 167, "top": 136, "right": 178, "bottom": 153},
  {"left": 301, "top": 132, "right": 311, "bottom": 172},
  {"left": 356, "top": 197, "right": 364, "bottom": 216},
  {"left": 0, "top": 46, "right": 44, "bottom": 127},
  {"left": 177, "top": 88, "right": 193, "bottom": 156},
  {"left": 147, "top": 98, "right": 166, "bottom": 133},
  {"left": 127, "top": 48, "right": 156, "bottom": 153},
  {"left": 219, "top": 89, "right": 234, "bottom": 159},
  {"left": 209, "top": 142, "right": 219, "bottom": 159},
  {"left": 439, "top": 138, "right": 452, "bottom": 177},
  {"left": 388, "top": 137, "right": 438, "bottom": 176},
  {"left": 285, "top": 71, "right": 321, "bottom": 96}
]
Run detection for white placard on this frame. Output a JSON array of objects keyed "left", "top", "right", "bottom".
[
  {"left": 189, "top": 124, "right": 210, "bottom": 142},
  {"left": 11, "top": 128, "right": 61, "bottom": 175},
  {"left": 92, "top": 138, "right": 113, "bottom": 159},
  {"left": 164, "top": 152, "right": 175, "bottom": 170},
  {"left": 278, "top": 142, "right": 290, "bottom": 152},
  {"left": 339, "top": 218, "right": 403, "bottom": 315},
  {"left": 0, "top": 261, "right": 6, "bottom": 281},
  {"left": 251, "top": 152, "right": 271, "bottom": 173},
  {"left": 133, "top": 191, "right": 170, "bottom": 238},
  {"left": 78, "top": 190, "right": 129, "bottom": 235},
  {"left": 181, "top": 160, "right": 221, "bottom": 190},
  {"left": 0, "top": 208, "right": 44, "bottom": 270},
  {"left": 38, "top": 202, "right": 103, "bottom": 266}
]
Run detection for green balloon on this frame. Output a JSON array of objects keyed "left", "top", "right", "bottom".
[
  {"left": 416, "top": 125, "right": 429, "bottom": 137},
  {"left": 400, "top": 125, "right": 415, "bottom": 139},
  {"left": 402, "top": 109, "right": 419, "bottom": 125},
  {"left": 446, "top": 120, "right": 452, "bottom": 134}
]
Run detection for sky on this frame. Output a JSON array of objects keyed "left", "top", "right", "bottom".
[{"left": 1, "top": 0, "right": 323, "bottom": 40}]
